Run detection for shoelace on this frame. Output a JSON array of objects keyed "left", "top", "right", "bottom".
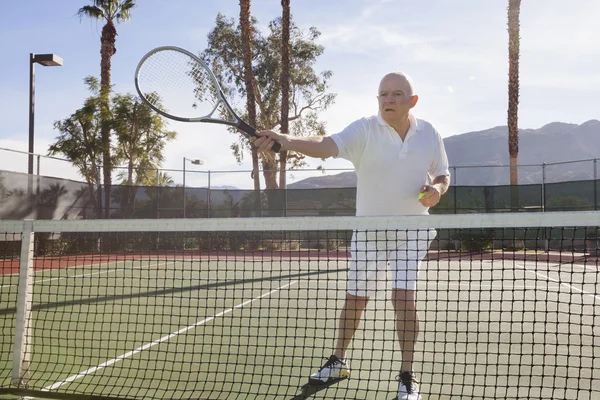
[
  {"left": 319, "top": 355, "right": 343, "bottom": 371},
  {"left": 397, "top": 373, "right": 419, "bottom": 394}
]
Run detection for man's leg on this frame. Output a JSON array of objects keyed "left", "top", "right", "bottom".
[
  {"left": 309, "top": 293, "right": 370, "bottom": 384},
  {"left": 333, "top": 293, "right": 370, "bottom": 359},
  {"left": 392, "top": 229, "right": 432, "bottom": 399},
  {"left": 392, "top": 288, "right": 419, "bottom": 373},
  {"left": 310, "top": 233, "right": 380, "bottom": 385},
  {"left": 391, "top": 228, "right": 433, "bottom": 373}
]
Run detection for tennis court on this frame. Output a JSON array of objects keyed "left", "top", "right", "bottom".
[{"left": 1, "top": 213, "right": 599, "bottom": 399}]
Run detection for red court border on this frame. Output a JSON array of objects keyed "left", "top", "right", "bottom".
[{"left": 2, "top": 250, "right": 597, "bottom": 276}]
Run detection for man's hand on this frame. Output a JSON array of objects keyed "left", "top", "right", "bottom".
[
  {"left": 252, "top": 130, "right": 287, "bottom": 163},
  {"left": 254, "top": 130, "right": 286, "bottom": 152},
  {"left": 253, "top": 132, "right": 338, "bottom": 160},
  {"left": 418, "top": 175, "right": 450, "bottom": 207},
  {"left": 418, "top": 184, "right": 442, "bottom": 207}
]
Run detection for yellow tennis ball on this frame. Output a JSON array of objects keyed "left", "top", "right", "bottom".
[{"left": 418, "top": 192, "right": 426, "bottom": 200}]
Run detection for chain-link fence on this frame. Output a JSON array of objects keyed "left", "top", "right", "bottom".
[
  {"left": 1, "top": 170, "right": 598, "bottom": 220},
  {"left": 0, "top": 147, "right": 598, "bottom": 220},
  {"left": 2, "top": 146, "right": 599, "bottom": 188}
]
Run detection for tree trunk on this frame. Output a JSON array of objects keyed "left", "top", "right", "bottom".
[
  {"left": 87, "top": 164, "right": 99, "bottom": 218},
  {"left": 100, "top": 21, "right": 117, "bottom": 218},
  {"left": 508, "top": 0, "right": 523, "bottom": 250},
  {"left": 262, "top": 159, "right": 279, "bottom": 189},
  {"left": 279, "top": 0, "right": 291, "bottom": 190},
  {"left": 507, "top": 0, "right": 521, "bottom": 188},
  {"left": 240, "top": 0, "right": 262, "bottom": 214}
]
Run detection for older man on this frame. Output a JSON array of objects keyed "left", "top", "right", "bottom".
[{"left": 254, "top": 72, "right": 450, "bottom": 400}]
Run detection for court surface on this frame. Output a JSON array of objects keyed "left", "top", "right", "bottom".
[{"left": 1, "top": 254, "right": 599, "bottom": 400}]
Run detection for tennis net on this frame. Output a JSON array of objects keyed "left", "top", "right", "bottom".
[{"left": 1, "top": 212, "right": 599, "bottom": 400}]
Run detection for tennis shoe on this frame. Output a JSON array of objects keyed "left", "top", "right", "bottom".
[
  {"left": 309, "top": 355, "right": 350, "bottom": 385},
  {"left": 397, "top": 371, "right": 421, "bottom": 400}
]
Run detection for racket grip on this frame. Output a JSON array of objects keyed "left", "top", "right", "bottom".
[{"left": 238, "top": 119, "right": 281, "bottom": 152}]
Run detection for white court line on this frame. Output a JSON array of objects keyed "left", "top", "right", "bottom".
[
  {"left": 0, "top": 261, "right": 169, "bottom": 290},
  {"left": 424, "top": 282, "right": 552, "bottom": 290},
  {"left": 42, "top": 280, "right": 298, "bottom": 392},
  {"left": 422, "top": 260, "right": 599, "bottom": 302},
  {"left": 516, "top": 263, "right": 600, "bottom": 303},
  {"left": 471, "top": 259, "right": 600, "bottom": 303}
]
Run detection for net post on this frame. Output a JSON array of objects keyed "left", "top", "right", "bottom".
[{"left": 12, "top": 220, "right": 35, "bottom": 388}]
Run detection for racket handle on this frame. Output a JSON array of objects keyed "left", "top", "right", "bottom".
[{"left": 238, "top": 120, "right": 282, "bottom": 153}]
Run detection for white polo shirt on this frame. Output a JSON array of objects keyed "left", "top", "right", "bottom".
[{"left": 330, "top": 113, "right": 450, "bottom": 216}]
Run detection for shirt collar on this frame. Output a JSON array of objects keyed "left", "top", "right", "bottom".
[{"left": 376, "top": 112, "right": 421, "bottom": 132}]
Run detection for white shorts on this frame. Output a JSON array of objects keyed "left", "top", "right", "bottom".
[{"left": 347, "top": 229, "right": 436, "bottom": 297}]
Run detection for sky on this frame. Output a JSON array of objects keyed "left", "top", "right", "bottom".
[{"left": 1, "top": 0, "right": 599, "bottom": 189}]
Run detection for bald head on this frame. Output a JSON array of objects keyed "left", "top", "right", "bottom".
[
  {"left": 378, "top": 72, "right": 415, "bottom": 97},
  {"left": 377, "top": 71, "right": 418, "bottom": 127}
]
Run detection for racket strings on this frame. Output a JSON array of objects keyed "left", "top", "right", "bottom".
[{"left": 138, "top": 49, "right": 228, "bottom": 121}]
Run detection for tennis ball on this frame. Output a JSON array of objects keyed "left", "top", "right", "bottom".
[{"left": 418, "top": 191, "right": 426, "bottom": 200}]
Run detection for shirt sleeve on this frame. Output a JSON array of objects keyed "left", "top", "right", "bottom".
[
  {"left": 429, "top": 128, "right": 450, "bottom": 179},
  {"left": 329, "top": 118, "right": 368, "bottom": 167}
]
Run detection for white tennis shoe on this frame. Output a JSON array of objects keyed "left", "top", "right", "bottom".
[
  {"left": 309, "top": 355, "right": 350, "bottom": 385},
  {"left": 397, "top": 371, "right": 422, "bottom": 400}
]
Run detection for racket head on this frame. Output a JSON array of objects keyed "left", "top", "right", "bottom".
[
  {"left": 135, "top": 46, "right": 281, "bottom": 152},
  {"left": 134, "top": 46, "right": 237, "bottom": 124}
]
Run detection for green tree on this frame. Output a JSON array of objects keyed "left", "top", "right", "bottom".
[
  {"left": 112, "top": 93, "right": 177, "bottom": 216},
  {"left": 112, "top": 93, "right": 177, "bottom": 186},
  {"left": 49, "top": 77, "right": 103, "bottom": 217},
  {"left": 78, "top": 0, "right": 136, "bottom": 217},
  {"left": 202, "top": 13, "right": 335, "bottom": 189},
  {"left": 154, "top": 171, "right": 174, "bottom": 186}
]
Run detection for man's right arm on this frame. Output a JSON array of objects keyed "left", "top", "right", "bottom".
[{"left": 254, "top": 131, "right": 339, "bottom": 159}]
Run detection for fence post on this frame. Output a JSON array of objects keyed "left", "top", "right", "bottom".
[
  {"left": 452, "top": 167, "right": 457, "bottom": 214},
  {"left": 207, "top": 170, "right": 211, "bottom": 218},
  {"left": 182, "top": 159, "right": 186, "bottom": 218},
  {"left": 542, "top": 163, "right": 546, "bottom": 212},
  {"left": 97, "top": 166, "right": 103, "bottom": 219},
  {"left": 35, "top": 155, "right": 41, "bottom": 213},
  {"left": 594, "top": 158, "right": 598, "bottom": 210},
  {"left": 156, "top": 169, "right": 160, "bottom": 219}
]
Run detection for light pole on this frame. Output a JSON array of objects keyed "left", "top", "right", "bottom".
[
  {"left": 183, "top": 157, "right": 204, "bottom": 218},
  {"left": 28, "top": 53, "right": 63, "bottom": 195}
]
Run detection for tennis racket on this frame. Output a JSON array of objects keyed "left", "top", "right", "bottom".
[{"left": 134, "top": 45, "right": 281, "bottom": 152}]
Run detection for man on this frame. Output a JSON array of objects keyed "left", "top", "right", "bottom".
[{"left": 254, "top": 72, "right": 450, "bottom": 400}]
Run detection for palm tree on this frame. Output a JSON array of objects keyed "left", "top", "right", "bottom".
[
  {"left": 508, "top": 0, "right": 523, "bottom": 250},
  {"left": 78, "top": 0, "right": 136, "bottom": 218},
  {"left": 279, "top": 0, "right": 291, "bottom": 189},
  {"left": 154, "top": 171, "right": 174, "bottom": 186},
  {"left": 240, "top": 0, "right": 261, "bottom": 213},
  {"left": 507, "top": 0, "right": 521, "bottom": 195}
]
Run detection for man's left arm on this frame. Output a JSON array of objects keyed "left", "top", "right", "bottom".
[
  {"left": 419, "top": 175, "right": 450, "bottom": 207},
  {"left": 432, "top": 175, "right": 450, "bottom": 196}
]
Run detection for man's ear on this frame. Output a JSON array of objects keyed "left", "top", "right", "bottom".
[{"left": 410, "top": 95, "right": 419, "bottom": 107}]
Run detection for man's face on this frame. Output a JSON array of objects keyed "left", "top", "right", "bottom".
[{"left": 377, "top": 74, "right": 417, "bottom": 124}]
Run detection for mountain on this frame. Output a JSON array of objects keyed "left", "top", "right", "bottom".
[
  {"left": 287, "top": 171, "right": 356, "bottom": 189},
  {"left": 288, "top": 119, "right": 600, "bottom": 188}
]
